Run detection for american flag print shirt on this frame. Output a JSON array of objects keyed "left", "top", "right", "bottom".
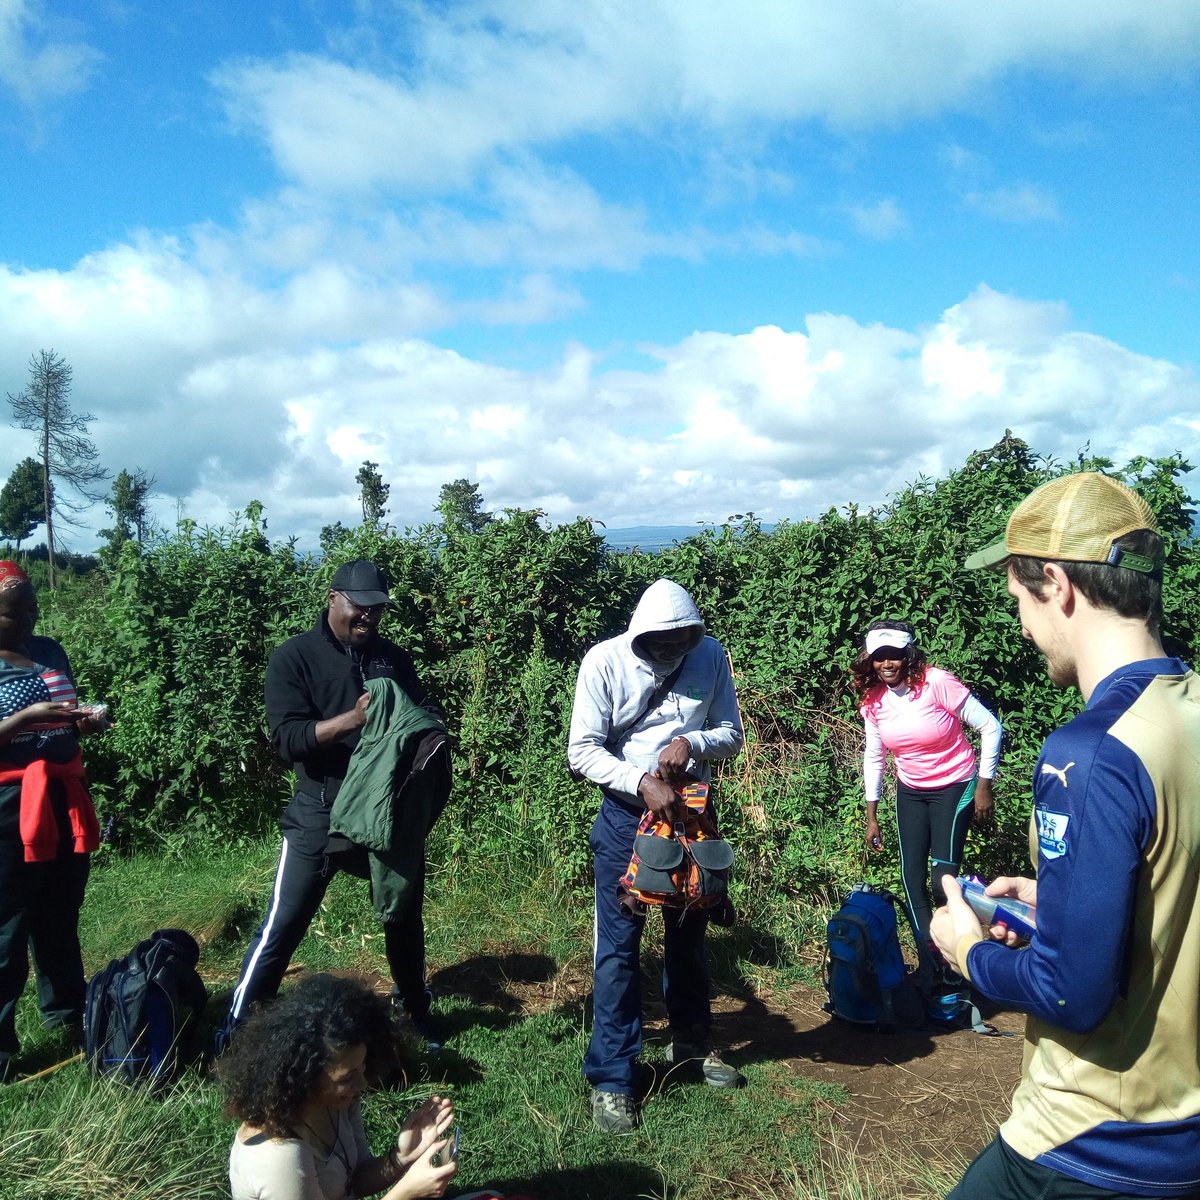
[{"left": 0, "top": 644, "right": 80, "bottom": 767}]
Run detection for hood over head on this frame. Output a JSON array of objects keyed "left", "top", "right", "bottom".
[{"left": 628, "top": 578, "right": 705, "bottom": 669}]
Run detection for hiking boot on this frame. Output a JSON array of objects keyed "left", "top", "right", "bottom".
[
  {"left": 591, "top": 1088, "right": 638, "bottom": 1134},
  {"left": 667, "top": 1037, "right": 744, "bottom": 1088}
]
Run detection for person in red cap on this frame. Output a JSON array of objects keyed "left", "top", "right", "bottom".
[
  {"left": 0, "top": 561, "right": 111, "bottom": 1081},
  {"left": 217, "top": 560, "right": 449, "bottom": 1055}
]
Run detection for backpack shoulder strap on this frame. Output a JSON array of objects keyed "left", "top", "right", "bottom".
[
  {"left": 83, "top": 958, "right": 122, "bottom": 1060},
  {"left": 880, "top": 888, "right": 920, "bottom": 942},
  {"left": 606, "top": 655, "right": 688, "bottom": 752}
]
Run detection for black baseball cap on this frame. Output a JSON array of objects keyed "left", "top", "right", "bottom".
[{"left": 330, "top": 559, "right": 391, "bottom": 606}]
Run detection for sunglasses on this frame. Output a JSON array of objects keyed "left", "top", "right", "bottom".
[
  {"left": 336, "top": 592, "right": 387, "bottom": 617},
  {"left": 870, "top": 646, "right": 907, "bottom": 663}
]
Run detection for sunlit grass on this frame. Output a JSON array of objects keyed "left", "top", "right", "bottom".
[{"left": 3, "top": 842, "right": 968, "bottom": 1200}]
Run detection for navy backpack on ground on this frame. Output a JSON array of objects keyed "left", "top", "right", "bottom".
[
  {"left": 84, "top": 928, "right": 208, "bottom": 1085},
  {"left": 823, "top": 884, "right": 924, "bottom": 1031}
]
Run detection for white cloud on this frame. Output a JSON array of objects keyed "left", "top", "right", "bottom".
[
  {"left": 188, "top": 0, "right": 1187, "bottom": 288},
  {"left": 730, "top": 226, "right": 833, "bottom": 260},
  {"left": 398, "top": 161, "right": 669, "bottom": 272},
  {"left": 850, "top": 198, "right": 910, "bottom": 240},
  {"left": 5, "top": 243, "right": 1195, "bottom": 551},
  {"left": 0, "top": 0, "right": 100, "bottom": 112},
  {"left": 218, "top": 160, "right": 675, "bottom": 283},
  {"left": 212, "top": 1, "right": 1200, "bottom": 197},
  {"left": 1028, "top": 120, "right": 1097, "bottom": 149},
  {"left": 964, "top": 184, "right": 1061, "bottom": 223},
  {"left": 941, "top": 142, "right": 987, "bottom": 176},
  {"left": 939, "top": 144, "right": 1061, "bottom": 224}
]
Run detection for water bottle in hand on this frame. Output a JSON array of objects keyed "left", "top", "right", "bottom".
[{"left": 957, "top": 875, "right": 1037, "bottom": 941}]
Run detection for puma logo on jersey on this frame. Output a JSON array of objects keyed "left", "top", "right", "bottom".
[{"left": 1041, "top": 761, "right": 1076, "bottom": 788}]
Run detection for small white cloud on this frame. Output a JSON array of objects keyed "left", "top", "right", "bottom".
[
  {"left": 1028, "top": 120, "right": 1096, "bottom": 149},
  {"left": 0, "top": 0, "right": 101, "bottom": 112},
  {"left": 850, "top": 198, "right": 910, "bottom": 240},
  {"left": 731, "top": 226, "right": 833, "bottom": 259},
  {"left": 941, "top": 142, "right": 987, "bottom": 175},
  {"left": 964, "top": 184, "right": 1061, "bottom": 223},
  {"left": 466, "top": 273, "right": 585, "bottom": 327}
]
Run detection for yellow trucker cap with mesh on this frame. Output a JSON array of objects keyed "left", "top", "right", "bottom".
[{"left": 965, "top": 472, "right": 1161, "bottom": 573}]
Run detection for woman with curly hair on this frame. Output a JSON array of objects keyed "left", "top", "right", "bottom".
[
  {"left": 851, "top": 619, "right": 1002, "bottom": 974},
  {"left": 219, "top": 973, "right": 458, "bottom": 1200}
]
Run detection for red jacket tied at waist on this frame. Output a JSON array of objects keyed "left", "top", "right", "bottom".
[{"left": 0, "top": 753, "right": 99, "bottom": 863}]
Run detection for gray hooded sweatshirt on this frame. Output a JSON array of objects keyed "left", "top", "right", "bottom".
[{"left": 567, "top": 578, "right": 744, "bottom": 804}]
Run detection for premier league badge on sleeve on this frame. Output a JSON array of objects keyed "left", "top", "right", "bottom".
[{"left": 1036, "top": 807, "right": 1070, "bottom": 860}]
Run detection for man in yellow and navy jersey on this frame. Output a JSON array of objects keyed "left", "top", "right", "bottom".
[{"left": 931, "top": 472, "right": 1200, "bottom": 1200}]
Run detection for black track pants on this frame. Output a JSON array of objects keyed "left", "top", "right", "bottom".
[{"left": 218, "top": 835, "right": 428, "bottom": 1047}]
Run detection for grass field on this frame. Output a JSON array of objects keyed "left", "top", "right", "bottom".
[{"left": 0, "top": 843, "right": 961, "bottom": 1200}]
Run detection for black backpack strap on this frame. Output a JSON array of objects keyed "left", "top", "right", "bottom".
[
  {"left": 877, "top": 888, "right": 920, "bottom": 943},
  {"left": 605, "top": 655, "right": 689, "bottom": 754},
  {"left": 83, "top": 958, "right": 121, "bottom": 1062}
]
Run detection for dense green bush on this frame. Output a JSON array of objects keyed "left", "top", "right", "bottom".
[{"left": 27, "top": 436, "right": 1200, "bottom": 924}]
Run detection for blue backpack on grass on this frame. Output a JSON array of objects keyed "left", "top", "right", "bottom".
[
  {"left": 84, "top": 928, "right": 208, "bottom": 1085},
  {"left": 823, "top": 884, "right": 924, "bottom": 1031}
]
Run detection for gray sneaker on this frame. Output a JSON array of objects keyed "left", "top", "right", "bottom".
[
  {"left": 591, "top": 1088, "right": 638, "bottom": 1134},
  {"left": 667, "top": 1039, "right": 744, "bottom": 1088}
]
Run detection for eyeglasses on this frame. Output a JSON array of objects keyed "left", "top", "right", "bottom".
[
  {"left": 336, "top": 592, "right": 387, "bottom": 617},
  {"left": 870, "top": 647, "right": 906, "bottom": 663}
]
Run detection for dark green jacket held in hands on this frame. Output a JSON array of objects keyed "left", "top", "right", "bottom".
[{"left": 329, "top": 677, "right": 452, "bottom": 921}]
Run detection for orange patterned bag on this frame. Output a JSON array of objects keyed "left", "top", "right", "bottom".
[{"left": 621, "top": 782, "right": 734, "bottom": 911}]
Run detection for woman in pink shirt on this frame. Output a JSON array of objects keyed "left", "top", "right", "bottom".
[{"left": 851, "top": 619, "right": 1001, "bottom": 975}]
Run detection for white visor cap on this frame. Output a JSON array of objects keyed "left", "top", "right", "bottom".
[{"left": 865, "top": 628, "right": 914, "bottom": 656}]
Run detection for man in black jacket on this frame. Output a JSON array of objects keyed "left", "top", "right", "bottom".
[{"left": 216, "top": 559, "right": 446, "bottom": 1052}]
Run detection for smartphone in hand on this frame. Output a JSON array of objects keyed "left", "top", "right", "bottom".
[{"left": 434, "top": 1127, "right": 460, "bottom": 1167}]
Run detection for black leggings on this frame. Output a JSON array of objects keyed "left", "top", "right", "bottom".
[{"left": 895, "top": 776, "right": 976, "bottom": 954}]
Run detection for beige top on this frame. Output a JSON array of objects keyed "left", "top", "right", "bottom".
[{"left": 229, "top": 1104, "right": 369, "bottom": 1200}]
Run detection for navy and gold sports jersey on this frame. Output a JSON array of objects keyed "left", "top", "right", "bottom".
[{"left": 964, "top": 657, "right": 1200, "bottom": 1197}]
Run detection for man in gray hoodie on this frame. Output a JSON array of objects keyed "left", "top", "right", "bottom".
[{"left": 568, "top": 578, "right": 745, "bottom": 1133}]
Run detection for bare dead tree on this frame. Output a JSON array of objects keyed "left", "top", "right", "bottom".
[{"left": 7, "top": 349, "right": 107, "bottom": 587}]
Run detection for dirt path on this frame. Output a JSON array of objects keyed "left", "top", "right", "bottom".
[
  {"left": 711, "top": 984, "right": 1024, "bottom": 1175},
  {"left": 423, "top": 949, "right": 1025, "bottom": 1183}
]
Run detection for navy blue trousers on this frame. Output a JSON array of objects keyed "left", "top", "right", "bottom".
[
  {"left": 949, "top": 1134, "right": 1160, "bottom": 1200},
  {"left": 583, "top": 795, "right": 711, "bottom": 1096}
]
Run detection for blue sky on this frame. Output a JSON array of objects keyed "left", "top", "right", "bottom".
[{"left": 2, "top": 0, "right": 1198, "bottom": 548}]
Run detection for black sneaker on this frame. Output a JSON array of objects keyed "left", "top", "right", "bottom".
[
  {"left": 410, "top": 1010, "right": 444, "bottom": 1055},
  {"left": 390, "top": 994, "right": 444, "bottom": 1054}
]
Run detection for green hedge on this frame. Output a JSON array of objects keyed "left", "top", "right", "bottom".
[{"left": 32, "top": 435, "right": 1199, "bottom": 920}]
